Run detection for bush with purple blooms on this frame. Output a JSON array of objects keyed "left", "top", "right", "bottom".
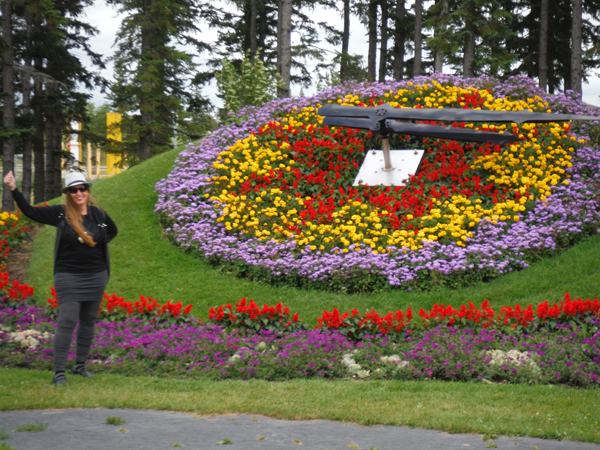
[{"left": 155, "top": 74, "right": 600, "bottom": 293}]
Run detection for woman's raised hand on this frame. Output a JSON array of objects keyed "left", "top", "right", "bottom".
[{"left": 3, "top": 171, "right": 17, "bottom": 191}]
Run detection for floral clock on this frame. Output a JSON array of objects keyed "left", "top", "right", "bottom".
[{"left": 155, "top": 75, "right": 600, "bottom": 292}]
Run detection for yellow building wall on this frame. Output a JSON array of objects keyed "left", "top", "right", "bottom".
[{"left": 106, "top": 112, "right": 122, "bottom": 175}]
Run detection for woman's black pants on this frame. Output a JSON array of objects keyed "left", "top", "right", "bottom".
[{"left": 53, "top": 300, "right": 102, "bottom": 372}]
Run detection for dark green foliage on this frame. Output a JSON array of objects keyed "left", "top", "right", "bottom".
[
  {"left": 108, "top": 0, "right": 214, "bottom": 163},
  {"left": 203, "top": 0, "right": 337, "bottom": 96},
  {"left": 425, "top": 0, "right": 516, "bottom": 77},
  {"left": 502, "top": 0, "right": 600, "bottom": 91},
  {"left": 216, "top": 50, "right": 281, "bottom": 120},
  {"left": 2, "top": 0, "right": 105, "bottom": 202}
]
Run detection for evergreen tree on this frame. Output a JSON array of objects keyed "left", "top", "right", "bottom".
[
  {"left": 207, "top": 0, "right": 278, "bottom": 69},
  {"left": 507, "top": 0, "right": 599, "bottom": 94},
  {"left": 2, "top": 0, "right": 102, "bottom": 205},
  {"left": 108, "top": 0, "right": 210, "bottom": 162},
  {"left": 427, "top": 0, "right": 515, "bottom": 78},
  {"left": 204, "top": 0, "right": 334, "bottom": 100}
]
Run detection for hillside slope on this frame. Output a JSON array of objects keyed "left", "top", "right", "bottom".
[{"left": 26, "top": 147, "right": 600, "bottom": 323}]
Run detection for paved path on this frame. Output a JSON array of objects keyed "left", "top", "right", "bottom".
[{"left": 0, "top": 408, "right": 599, "bottom": 450}]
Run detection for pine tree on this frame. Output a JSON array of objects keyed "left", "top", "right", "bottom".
[
  {"left": 108, "top": 0, "right": 209, "bottom": 162},
  {"left": 3, "top": 0, "right": 107, "bottom": 203},
  {"left": 205, "top": 0, "right": 334, "bottom": 101},
  {"left": 430, "top": 0, "right": 449, "bottom": 72},
  {"left": 507, "top": 0, "right": 599, "bottom": 94},
  {"left": 429, "top": 0, "right": 515, "bottom": 78}
]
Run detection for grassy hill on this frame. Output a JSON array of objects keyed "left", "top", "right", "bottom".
[{"left": 26, "top": 146, "right": 600, "bottom": 323}]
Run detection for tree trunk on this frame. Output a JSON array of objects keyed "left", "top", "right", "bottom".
[
  {"left": 33, "top": 56, "right": 45, "bottom": 204},
  {"left": 258, "top": 0, "right": 267, "bottom": 60},
  {"left": 250, "top": 0, "right": 258, "bottom": 62},
  {"left": 276, "top": 0, "right": 292, "bottom": 98},
  {"left": 340, "top": 0, "right": 350, "bottom": 81},
  {"left": 412, "top": 0, "right": 422, "bottom": 77},
  {"left": 53, "top": 130, "right": 62, "bottom": 196},
  {"left": 571, "top": 0, "right": 582, "bottom": 95},
  {"left": 538, "top": 0, "right": 549, "bottom": 91},
  {"left": 433, "top": 0, "right": 448, "bottom": 73},
  {"left": 393, "top": 0, "right": 406, "bottom": 80},
  {"left": 378, "top": 0, "right": 388, "bottom": 81},
  {"left": 463, "top": 16, "right": 476, "bottom": 78},
  {"left": 33, "top": 124, "right": 45, "bottom": 203},
  {"left": 2, "top": 0, "right": 16, "bottom": 211},
  {"left": 367, "top": 0, "right": 377, "bottom": 80},
  {"left": 21, "top": 12, "right": 34, "bottom": 203},
  {"left": 44, "top": 90, "right": 59, "bottom": 200}
]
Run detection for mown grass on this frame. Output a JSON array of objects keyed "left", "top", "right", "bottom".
[
  {"left": 12, "top": 145, "right": 600, "bottom": 443},
  {"left": 0, "top": 443, "right": 17, "bottom": 450},
  {"left": 12, "top": 422, "right": 47, "bottom": 432},
  {"left": 25, "top": 147, "right": 600, "bottom": 324},
  {"left": 1, "top": 368, "right": 599, "bottom": 443}
]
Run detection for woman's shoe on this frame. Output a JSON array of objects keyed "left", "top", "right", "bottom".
[
  {"left": 71, "top": 365, "right": 95, "bottom": 378},
  {"left": 52, "top": 372, "right": 68, "bottom": 386}
]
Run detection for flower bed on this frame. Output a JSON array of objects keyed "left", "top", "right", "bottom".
[
  {"left": 155, "top": 74, "right": 600, "bottom": 292},
  {"left": 1, "top": 297, "right": 599, "bottom": 386}
]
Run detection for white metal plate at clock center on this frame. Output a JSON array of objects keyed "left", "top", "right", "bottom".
[{"left": 353, "top": 149, "right": 425, "bottom": 187}]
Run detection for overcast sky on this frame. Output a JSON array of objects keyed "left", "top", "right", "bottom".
[{"left": 78, "top": 2, "right": 600, "bottom": 109}]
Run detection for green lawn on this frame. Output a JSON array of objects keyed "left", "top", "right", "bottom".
[{"left": 10, "top": 146, "right": 600, "bottom": 443}]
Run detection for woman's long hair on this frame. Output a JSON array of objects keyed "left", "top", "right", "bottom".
[{"left": 64, "top": 189, "right": 96, "bottom": 247}]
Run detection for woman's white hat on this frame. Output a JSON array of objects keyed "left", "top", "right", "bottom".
[{"left": 61, "top": 171, "right": 92, "bottom": 194}]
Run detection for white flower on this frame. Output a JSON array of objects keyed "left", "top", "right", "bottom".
[
  {"left": 348, "top": 363, "right": 362, "bottom": 373},
  {"left": 356, "top": 369, "right": 370, "bottom": 379},
  {"left": 483, "top": 349, "right": 540, "bottom": 375},
  {"left": 380, "top": 354, "right": 409, "bottom": 368},
  {"left": 255, "top": 342, "right": 267, "bottom": 351}
]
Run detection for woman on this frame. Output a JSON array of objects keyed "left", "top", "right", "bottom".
[{"left": 3, "top": 170, "right": 118, "bottom": 385}]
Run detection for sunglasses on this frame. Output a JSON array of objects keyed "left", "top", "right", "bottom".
[{"left": 68, "top": 186, "right": 89, "bottom": 194}]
